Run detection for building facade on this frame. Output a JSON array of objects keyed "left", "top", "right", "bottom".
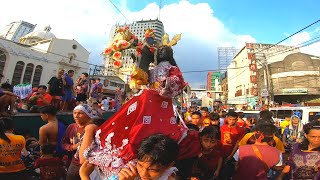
[
  {"left": 0, "top": 21, "right": 36, "bottom": 43},
  {"left": 258, "top": 52, "right": 320, "bottom": 105},
  {"left": 104, "top": 19, "right": 164, "bottom": 82},
  {"left": 227, "top": 43, "right": 300, "bottom": 109},
  {"left": 207, "top": 71, "right": 222, "bottom": 91},
  {"left": 220, "top": 72, "right": 228, "bottom": 105},
  {"left": 0, "top": 26, "right": 89, "bottom": 87}
]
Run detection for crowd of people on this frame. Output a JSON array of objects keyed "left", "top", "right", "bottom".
[
  {"left": 0, "top": 28, "right": 319, "bottom": 179},
  {"left": 0, "top": 69, "right": 124, "bottom": 117},
  {"left": 0, "top": 103, "right": 319, "bottom": 180}
]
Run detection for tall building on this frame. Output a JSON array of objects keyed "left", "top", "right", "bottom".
[
  {"left": 0, "top": 20, "right": 36, "bottom": 43},
  {"left": 104, "top": 19, "right": 164, "bottom": 82}
]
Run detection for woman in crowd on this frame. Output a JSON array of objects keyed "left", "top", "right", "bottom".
[
  {"left": 284, "top": 121, "right": 320, "bottom": 179},
  {"left": 282, "top": 115, "right": 304, "bottom": 150},
  {"left": 0, "top": 117, "right": 28, "bottom": 179}
]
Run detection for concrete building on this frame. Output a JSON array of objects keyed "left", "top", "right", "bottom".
[
  {"left": 0, "top": 21, "right": 36, "bottom": 43},
  {"left": 104, "top": 19, "right": 164, "bottom": 82},
  {"left": 258, "top": 52, "right": 320, "bottom": 105},
  {"left": 220, "top": 72, "right": 228, "bottom": 105},
  {"left": 0, "top": 26, "right": 89, "bottom": 87},
  {"left": 207, "top": 71, "right": 222, "bottom": 91},
  {"left": 227, "top": 43, "right": 300, "bottom": 109}
]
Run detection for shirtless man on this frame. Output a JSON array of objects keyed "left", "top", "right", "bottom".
[
  {"left": 38, "top": 105, "right": 60, "bottom": 146},
  {"left": 0, "top": 74, "right": 20, "bottom": 116}
]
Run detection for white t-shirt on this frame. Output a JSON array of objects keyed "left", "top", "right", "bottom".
[{"left": 101, "top": 98, "right": 110, "bottom": 110}]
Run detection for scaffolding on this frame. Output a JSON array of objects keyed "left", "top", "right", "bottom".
[{"left": 218, "top": 47, "right": 238, "bottom": 72}]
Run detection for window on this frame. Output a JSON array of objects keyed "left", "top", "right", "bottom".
[
  {"left": 0, "top": 50, "right": 6, "bottom": 75},
  {"left": 12, "top": 61, "right": 25, "bottom": 86},
  {"left": 23, "top": 63, "right": 34, "bottom": 84},
  {"left": 32, "top": 65, "right": 43, "bottom": 87}
]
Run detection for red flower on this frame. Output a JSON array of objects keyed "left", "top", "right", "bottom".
[
  {"left": 121, "top": 41, "right": 130, "bottom": 49},
  {"left": 149, "top": 46, "right": 155, "bottom": 54},
  {"left": 112, "top": 51, "right": 121, "bottom": 60},
  {"left": 103, "top": 47, "right": 112, "bottom": 55},
  {"left": 113, "top": 60, "right": 122, "bottom": 68}
]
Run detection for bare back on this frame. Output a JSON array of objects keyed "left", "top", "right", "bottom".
[{"left": 39, "top": 120, "right": 59, "bottom": 146}]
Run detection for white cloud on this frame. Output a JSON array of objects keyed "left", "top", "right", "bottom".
[
  {"left": 125, "top": 1, "right": 256, "bottom": 87},
  {"left": 283, "top": 29, "right": 320, "bottom": 57},
  {"left": 0, "top": 0, "right": 257, "bottom": 88}
]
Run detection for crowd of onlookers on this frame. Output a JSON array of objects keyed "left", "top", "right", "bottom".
[
  {"left": 0, "top": 69, "right": 125, "bottom": 116},
  {"left": 0, "top": 69, "right": 319, "bottom": 180},
  {"left": 0, "top": 102, "right": 319, "bottom": 180}
]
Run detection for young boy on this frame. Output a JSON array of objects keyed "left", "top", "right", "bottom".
[
  {"left": 91, "top": 102, "right": 103, "bottom": 118},
  {"left": 220, "top": 111, "right": 245, "bottom": 159},
  {"left": 39, "top": 105, "right": 66, "bottom": 156},
  {"left": 209, "top": 112, "right": 221, "bottom": 140},
  {"left": 191, "top": 126, "right": 223, "bottom": 179},
  {"left": 34, "top": 143, "right": 66, "bottom": 180},
  {"left": 190, "top": 111, "right": 203, "bottom": 131},
  {"left": 200, "top": 107, "right": 210, "bottom": 127}
]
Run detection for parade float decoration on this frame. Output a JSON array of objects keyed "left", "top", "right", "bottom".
[
  {"left": 85, "top": 29, "right": 200, "bottom": 179},
  {"left": 102, "top": 26, "right": 137, "bottom": 69}
]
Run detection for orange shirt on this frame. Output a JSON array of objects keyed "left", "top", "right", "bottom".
[
  {"left": 36, "top": 93, "right": 53, "bottom": 106},
  {"left": 0, "top": 134, "right": 26, "bottom": 173}
]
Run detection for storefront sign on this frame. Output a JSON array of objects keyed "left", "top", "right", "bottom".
[
  {"left": 272, "top": 71, "right": 320, "bottom": 78},
  {"left": 282, "top": 88, "right": 308, "bottom": 95}
]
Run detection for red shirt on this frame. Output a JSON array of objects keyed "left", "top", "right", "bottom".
[
  {"left": 220, "top": 125, "right": 245, "bottom": 157},
  {"left": 199, "top": 142, "right": 223, "bottom": 170},
  {"left": 34, "top": 157, "right": 65, "bottom": 180},
  {"left": 36, "top": 93, "right": 53, "bottom": 106},
  {"left": 236, "top": 119, "right": 246, "bottom": 128}
]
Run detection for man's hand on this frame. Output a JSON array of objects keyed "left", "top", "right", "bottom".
[
  {"left": 79, "top": 160, "right": 95, "bottom": 180},
  {"left": 72, "top": 142, "right": 80, "bottom": 150},
  {"left": 214, "top": 169, "right": 219, "bottom": 177},
  {"left": 283, "top": 142, "right": 288, "bottom": 147},
  {"left": 282, "top": 165, "right": 290, "bottom": 174},
  {"left": 118, "top": 164, "right": 138, "bottom": 180}
]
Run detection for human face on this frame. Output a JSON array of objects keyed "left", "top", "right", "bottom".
[
  {"left": 40, "top": 113, "right": 49, "bottom": 121},
  {"left": 92, "top": 104, "right": 99, "bottom": 110},
  {"left": 211, "top": 119, "right": 219, "bottom": 126},
  {"left": 201, "top": 136, "right": 217, "bottom": 151},
  {"left": 136, "top": 160, "right": 169, "bottom": 180},
  {"left": 191, "top": 114, "right": 201, "bottom": 126},
  {"left": 292, "top": 117, "right": 299, "bottom": 125},
  {"left": 305, "top": 129, "right": 320, "bottom": 149},
  {"left": 227, "top": 116, "right": 237, "bottom": 126},
  {"left": 38, "top": 87, "right": 46, "bottom": 94},
  {"left": 73, "top": 110, "right": 91, "bottom": 126},
  {"left": 201, "top": 111, "right": 209, "bottom": 118},
  {"left": 57, "top": 70, "right": 64, "bottom": 78},
  {"left": 69, "top": 72, "right": 74, "bottom": 77}
]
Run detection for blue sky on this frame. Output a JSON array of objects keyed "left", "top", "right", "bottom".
[
  {"left": 0, "top": 0, "right": 319, "bottom": 87},
  {"left": 124, "top": 0, "right": 320, "bottom": 43}
]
